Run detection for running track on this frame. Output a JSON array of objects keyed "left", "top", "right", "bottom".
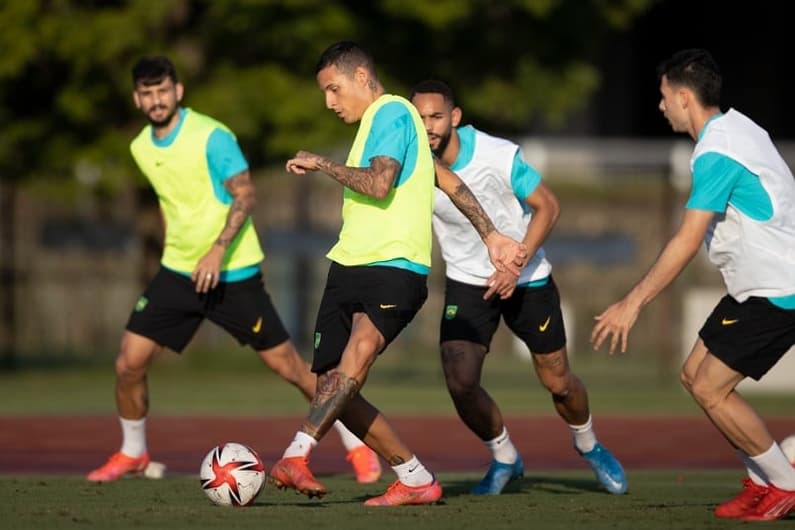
[{"left": 2, "top": 416, "right": 794, "bottom": 475}]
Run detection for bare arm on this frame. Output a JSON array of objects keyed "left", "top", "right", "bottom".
[
  {"left": 191, "top": 169, "right": 256, "bottom": 292},
  {"left": 434, "top": 158, "right": 496, "bottom": 240},
  {"left": 521, "top": 182, "right": 560, "bottom": 261},
  {"left": 590, "top": 208, "right": 714, "bottom": 354},
  {"left": 434, "top": 159, "right": 527, "bottom": 275},
  {"left": 286, "top": 150, "right": 398, "bottom": 199}
]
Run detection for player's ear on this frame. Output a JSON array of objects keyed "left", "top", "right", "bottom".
[
  {"left": 132, "top": 90, "right": 142, "bottom": 109},
  {"left": 451, "top": 106, "right": 462, "bottom": 127},
  {"left": 175, "top": 82, "right": 184, "bottom": 103},
  {"left": 678, "top": 87, "right": 690, "bottom": 109},
  {"left": 354, "top": 66, "right": 369, "bottom": 88}
]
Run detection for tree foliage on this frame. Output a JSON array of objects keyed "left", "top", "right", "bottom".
[{"left": 0, "top": 0, "right": 652, "bottom": 193}]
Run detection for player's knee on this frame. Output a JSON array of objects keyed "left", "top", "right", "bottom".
[
  {"left": 543, "top": 376, "right": 571, "bottom": 398},
  {"left": 688, "top": 376, "right": 720, "bottom": 410},
  {"left": 440, "top": 343, "right": 481, "bottom": 398},
  {"left": 679, "top": 366, "right": 694, "bottom": 393},
  {"left": 445, "top": 373, "right": 479, "bottom": 400},
  {"left": 114, "top": 352, "right": 146, "bottom": 382},
  {"left": 259, "top": 341, "right": 301, "bottom": 378}
]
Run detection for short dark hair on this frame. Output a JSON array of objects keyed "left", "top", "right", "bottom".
[
  {"left": 657, "top": 48, "right": 721, "bottom": 107},
  {"left": 132, "top": 56, "right": 178, "bottom": 86},
  {"left": 315, "top": 40, "right": 376, "bottom": 78},
  {"left": 410, "top": 79, "right": 457, "bottom": 107}
]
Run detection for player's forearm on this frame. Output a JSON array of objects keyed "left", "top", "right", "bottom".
[
  {"left": 521, "top": 207, "right": 558, "bottom": 262},
  {"left": 626, "top": 233, "right": 699, "bottom": 309},
  {"left": 447, "top": 181, "right": 496, "bottom": 241},
  {"left": 215, "top": 197, "right": 254, "bottom": 249},
  {"left": 216, "top": 173, "right": 256, "bottom": 249},
  {"left": 317, "top": 156, "right": 396, "bottom": 199}
]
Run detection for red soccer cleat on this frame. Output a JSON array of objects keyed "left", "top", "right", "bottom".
[
  {"left": 268, "top": 456, "right": 327, "bottom": 498},
  {"left": 741, "top": 483, "right": 795, "bottom": 521},
  {"left": 715, "top": 478, "right": 767, "bottom": 518},
  {"left": 346, "top": 445, "right": 382, "bottom": 484},
  {"left": 86, "top": 451, "right": 150, "bottom": 482},
  {"left": 363, "top": 478, "right": 443, "bottom": 506}
]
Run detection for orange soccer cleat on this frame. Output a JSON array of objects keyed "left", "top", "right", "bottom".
[
  {"left": 86, "top": 451, "right": 150, "bottom": 482},
  {"left": 363, "top": 478, "right": 443, "bottom": 506},
  {"left": 268, "top": 456, "right": 327, "bottom": 498},
  {"left": 346, "top": 445, "right": 382, "bottom": 484}
]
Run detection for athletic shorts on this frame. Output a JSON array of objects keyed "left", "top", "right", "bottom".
[
  {"left": 126, "top": 266, "right": 289, "bottom": 353},
  {"left": 311, "top": 262, "right": 428, "bottom": 373},
  {"left": 699, "top": 294, "right": 795, "bottom": 380},
  {"left": 440, "top": 276, "right": 566, "bottom": 355}
]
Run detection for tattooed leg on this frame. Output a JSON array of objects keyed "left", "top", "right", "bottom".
[{"left": 302, "top": 369, "right": 361, "bottom": 439}]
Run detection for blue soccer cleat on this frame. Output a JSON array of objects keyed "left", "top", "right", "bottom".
[
  {"left": 470, "top": 455, "right": 524, "bottom": 495},
  {"left": 578, "top": 442, "right": 627, "bottom": 494}
]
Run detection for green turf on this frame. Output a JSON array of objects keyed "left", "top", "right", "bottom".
[
  {"left": 1, "top": 348, "right": 793, "bottom": 416},
  {"left": 0, "top": 470, "right": 763, "bottom": 529}
]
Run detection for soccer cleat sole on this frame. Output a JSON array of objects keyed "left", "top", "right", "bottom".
[{"left": 268, "top": 476, "right": 327, "bottom": 499}]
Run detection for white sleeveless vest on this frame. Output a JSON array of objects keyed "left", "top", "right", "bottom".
[
  {"left": 433, "top": 128, "right": 551, "bottom": 286},
  {"left": 693, "top": 108, "right": 795, "bottom": 301}
]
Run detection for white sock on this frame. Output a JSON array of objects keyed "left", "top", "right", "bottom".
[
  {"left": 119, "top": 417, "right": 147, "bottom": 457},
  {"left": 750, "top": 442, "right": 795, "bottom": 491},
  {"left": 738, "top": 449, "right": 768, "bottom": 485},
  {"left": 392, "top": 455, "right": 434, "bottom": 487},
  {"left": 569, "top": 415, "right": 597, "bottom": 453},
  {"left": 484, "top": 427, "right": 518, "bottom": 465},
  {"left": 333, "top": 420, "right": 365, "bottom": 452},
  {"left": 282, "top": 431, "right": 318, "bottom": 459}
]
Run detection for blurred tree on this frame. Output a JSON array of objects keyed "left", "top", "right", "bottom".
[
  {"left": 0, "top": 0, "right": 651, "bottom": 192},
  {"left": 0, "top": 0, "right": 651, "bottom": 361}
]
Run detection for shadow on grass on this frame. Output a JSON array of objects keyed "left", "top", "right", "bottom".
[{"left": 441, "top": 474, "right": 608, "bottom": 498}]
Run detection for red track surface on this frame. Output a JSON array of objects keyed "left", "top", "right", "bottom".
[{"left": 2, "top": 415, "right": 794, "bottom": 476}]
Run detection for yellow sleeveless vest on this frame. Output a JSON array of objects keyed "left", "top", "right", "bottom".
[
  {"left": 327, "top": 95, "right": 434, "bottom": 267},
  {"left": 130, "top": 109, "right": 264, "bottom": 273}
]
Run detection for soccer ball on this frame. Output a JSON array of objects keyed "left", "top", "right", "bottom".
[
  {"left": 199, "top": 442, "right": 266, "bottom": 507},
  {"left": 780, "top": 434, "right": 795, "bottom": 464}
]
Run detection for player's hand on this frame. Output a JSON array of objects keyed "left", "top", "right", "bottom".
[
  {"left": 484, "top": 270, "right": 518, "bottom": 300},
  {"left": 286, "top": 150, "right": 323, "bottom": 174},
  {"left": 590, "top": 298, "right": 641, "bottom": 355},
  {"left": 192, "top": 246, "right": 224, "bottom": 293},
  {"left": 484, "top": 231, "right": 527, "bottom": 276}
]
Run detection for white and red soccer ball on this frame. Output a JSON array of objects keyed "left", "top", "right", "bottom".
[{"left": 199, "top": 442, "right": 266, "bottom": 506}]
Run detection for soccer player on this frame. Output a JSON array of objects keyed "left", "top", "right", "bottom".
[
  {"left": 86, "top": 55, "right": 381, "bottom": 485},
  {"left": 591, "top": 48, "right": 795, "bottom": 521},
  {"left": 267, "top": 41, "right": 527, "bottom": 506},
  {"left": 410, "top": 79, "right": 627, "bottom": 496}
]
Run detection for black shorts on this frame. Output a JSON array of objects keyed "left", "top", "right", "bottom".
[
  {"left": 126, "top": 266, "right": 289, "bottom": 353},
  {"left": 699, "top": 295, "right": 795, "bottom": 380},
  {"left": 311, "top": 262, "right": 428, "bottom": 373},
  {"left": 440, "top": 276, "right": 566, "bottom": 355}
]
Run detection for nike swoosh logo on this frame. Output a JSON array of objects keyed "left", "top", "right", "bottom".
[
  {"left": 379, "top": 304, "right": 397, "bottom": 309},
  {"left": 252, "top": 317, "right": 262, "bottom": 333},
  {"left": 539, "top": 316, "right": 551, "bottom": 332},
  {"left": 408, "top": 464, "right": 420, "bottom": 473},
  {"left": 721, "top": 318, "right": 739, "bottom": 326}
]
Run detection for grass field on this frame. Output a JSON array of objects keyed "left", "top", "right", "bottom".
[
  {"left": 0, "top": 470, "right": 762, "bottom": 530},
  {"left": 1, "top": 346, "right": 793, "bottom": 416}
]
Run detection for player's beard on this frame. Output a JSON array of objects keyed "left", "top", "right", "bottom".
[
  {"left": 147, "top": 104, "right": 178, "bottom": 128},
  {"left": 430, "top": 128, "right": 452, "bottom": 158}
]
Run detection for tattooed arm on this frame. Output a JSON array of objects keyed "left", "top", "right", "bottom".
[
  {"left": 191, "top": 169, "right": 256, "bottom": 292},
  {"left": 434, "top": 159, "right": 527, "bottom": 275},
  {"left": 286, "top": 150, "right": 399, "bottom": 199}
]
